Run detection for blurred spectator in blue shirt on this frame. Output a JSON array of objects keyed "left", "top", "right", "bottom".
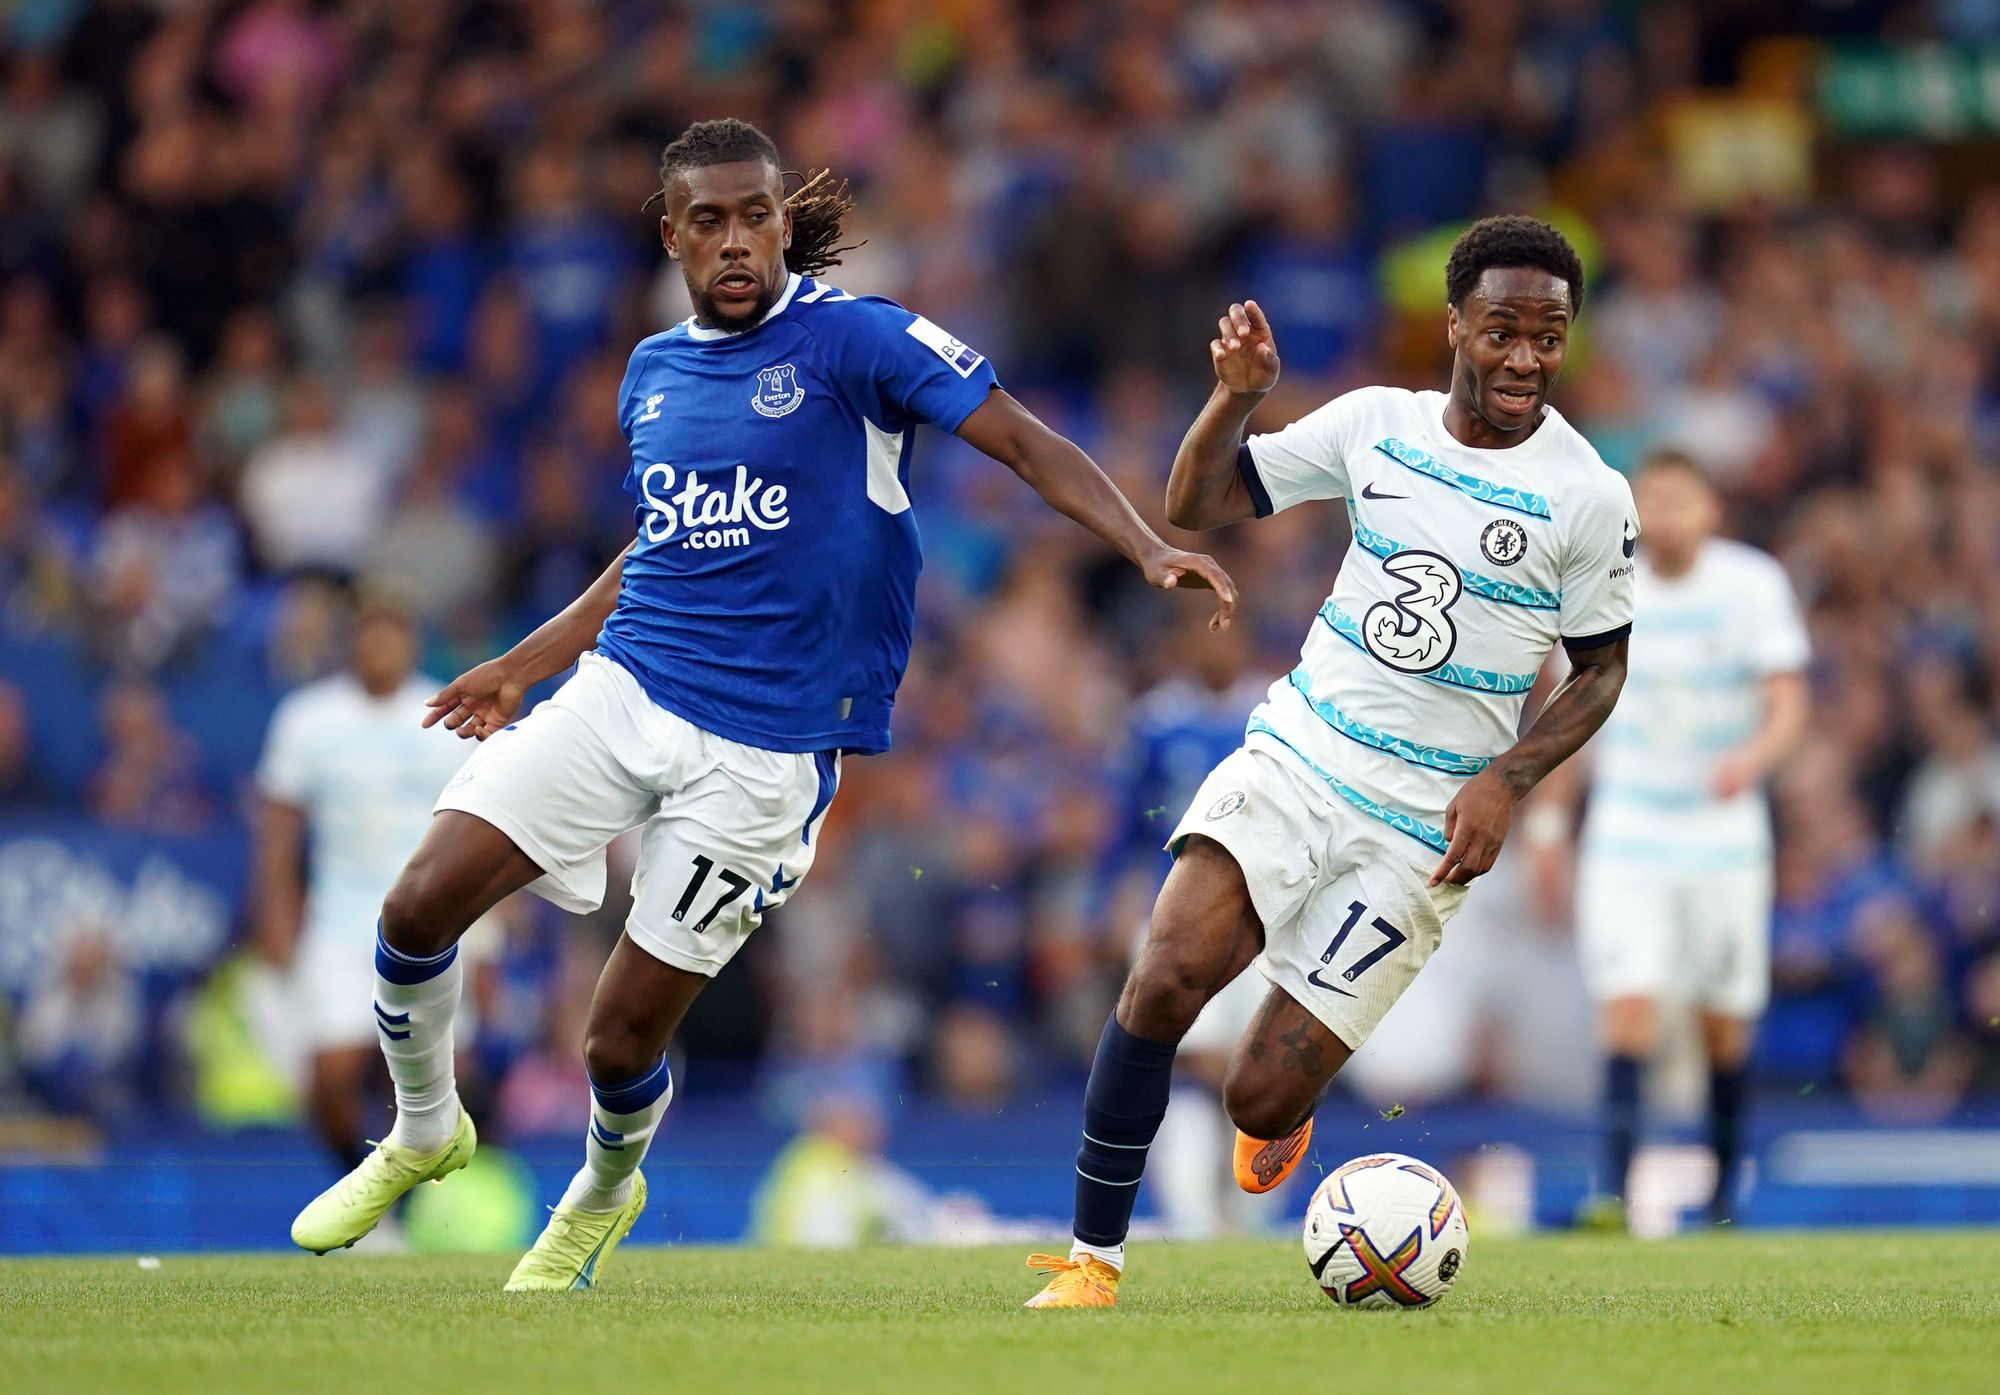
[
  {"left": 18, "top": 919, "right": 140, "bottom": 1118},
  {"left": 394, "top": 149, "right": 491, "bottom": 377},
  {"left": 87, "top": 678, "right": 213, "bottom": 831},
  {"left": 1233, "top": 183, "right": 1374, "bottom": 381},
  {"left": 507, "top": 144, "right": 638, "bottom": 392},
  {"left": 89, "top": 445, "right": 241, "bottom": 670}
]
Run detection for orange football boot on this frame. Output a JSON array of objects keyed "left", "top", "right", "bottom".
[
  {"left": 1023, "top": 1252, "right": 1121, "bottom": 1309},
  {"left": 1233, "top": 1117, "right": 1313, "bottom": 1193}
]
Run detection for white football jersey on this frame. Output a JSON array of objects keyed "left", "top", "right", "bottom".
[
  {"left": 256, "top": 674, "right": 473, "bottom": 944},
  {"left": 1581, "top": 538, "right": 1809, "bottom": 866},
  {"left": 1240, "top": 386, "right": 1638, "bottom": 859}
]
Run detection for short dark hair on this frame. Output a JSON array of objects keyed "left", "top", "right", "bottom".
[
  {"left": 645, "top": 117, "right": 860, "bottom": 278},
  {"left": 656, "top": 117, "right": 780, "bottom": 190},
  {"left": 1445, "top": 215, "right": 1585, "bottom": 312},
  {"left": 1634, "top": 447, "right": 1712, "bottom": 486}
]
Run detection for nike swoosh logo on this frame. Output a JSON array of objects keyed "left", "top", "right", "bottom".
[
  {"left": 1306, "top": 968, "right": 1357, "bottom": 998},
  {"left": 1360, "top": 483, "right": 1406, "bottom": 501},
  {"left": 574, "top": 1230, "right": 615, "bottom": 1289}
]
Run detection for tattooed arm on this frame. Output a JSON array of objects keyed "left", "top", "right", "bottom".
[{"left": 1430, "top": 634, "right": 1629, "bottom": 886}]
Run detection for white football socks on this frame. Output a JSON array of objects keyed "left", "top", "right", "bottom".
[
  {"left": 1071, "top": 1239, "right": 1125, "bottom": 1272},
  {"left": 559, "top": 1055, "right": 674, "bottom": 1213},
  {"left": 373, "top": 926, "right": 463, "bottom": 1155}
]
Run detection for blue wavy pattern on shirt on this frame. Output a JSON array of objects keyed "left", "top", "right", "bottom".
[
  {"left": 1373, "top": 438, "right": 1552, "bottom": 520},
  {"left": 1349, "top": 518, "right": 1560, "bottom": 611},
  {"left": 1286, "top": 669, "right": 1490, "bottom": 776},
  {"left": 1247, "top": 717, "right": 1449, "bottom": 852},
  {"left": 1318, "top": 602, "right": 1537, "bottom": 694}
]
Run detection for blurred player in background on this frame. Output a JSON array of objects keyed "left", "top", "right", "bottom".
[
  {"left": 288, "top": 118, "right": 1235, "bottom": 1290},
  {"left": 1030, "top": 216, "right": 1639, "bottom": 1308},
  {"left": 254, "top": 591, "right": 478, "bottom": 1183},
  {"left": 1095, "top": 607, "right": 1273, "bottom": 1239},
  {"left": 1532, "top": 450, "right": 1809, "bottom": 1228}
]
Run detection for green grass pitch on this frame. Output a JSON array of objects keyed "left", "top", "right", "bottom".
[{"left": 5, "top": 1234, "right": 1997, "bottom": 1395}]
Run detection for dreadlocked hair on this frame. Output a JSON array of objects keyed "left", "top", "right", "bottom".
[
  {"left": 642, "top": 117, "right": 864, "bottom": 278},
  {"left": 782, "top": 167, "right": 862, "bottom": 278}
]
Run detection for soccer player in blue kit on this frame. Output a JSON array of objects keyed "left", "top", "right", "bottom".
[{"left": 290, "top": 118, "right": 1237, "bottom": 1289}]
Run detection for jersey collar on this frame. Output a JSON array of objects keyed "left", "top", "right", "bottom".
[{"left": 683, "top": 272, "right": 802, "bottom": 342}]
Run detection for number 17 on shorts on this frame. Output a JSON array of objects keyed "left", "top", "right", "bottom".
[{"left": 1259, "top": 860, "right": 1463, "bottom": 1051}]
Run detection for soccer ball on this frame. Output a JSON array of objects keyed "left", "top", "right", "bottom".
[{"left": 1302, "top": 1152, "right": 1469, "bottom": 1309}]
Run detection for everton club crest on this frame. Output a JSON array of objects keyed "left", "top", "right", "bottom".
[{"left": 752, "top": 363, "right": 806, "bottom": 418}]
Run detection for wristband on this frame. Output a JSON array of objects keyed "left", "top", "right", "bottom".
[{"left": 1520, "top": 803, "right": 1568, "bottom": 848}]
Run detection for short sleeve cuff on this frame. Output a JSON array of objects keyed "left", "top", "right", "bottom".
[
  {"left": 1236, "top": 442, "right": 1274, "bottom": 519},
  {"left": 1562, "top": 623, "right": 1631, "bottom": 655},
  {"left": 933, "top": 375, "right": 1000, "bottom": 435}
]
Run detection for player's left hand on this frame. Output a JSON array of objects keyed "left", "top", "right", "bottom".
[
  {"left": 424, "top": 658, "right": 526, "bottom": 741},
  {"left": 1432, "top": 768, "right": 1515, "bottom": 885},
  {"left": 1709, "top": 748, "right": 1762, "bottom": 799},
  {"left": 1143, "top": 547, "right": 1238, "bottom": 631}
]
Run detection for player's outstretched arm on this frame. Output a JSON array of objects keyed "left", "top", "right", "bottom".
[
  {"left": 1166, "top": 300, "right": 1281, "bottom": 531},
  {"left": 956, "top": 391, "right": 1237, "bottom": 631},
  {"left": 250, "top": 797, "right": 307, "bottom": 965},
  {"left": 424, "top": 541, "right": 636, "bottom": 740},
  {"left": 1431, "top": 635, "right": 1628, "bottom": 886},
  {"left": 1712, "top": 670, "right": 1808, "bottom": 798}
]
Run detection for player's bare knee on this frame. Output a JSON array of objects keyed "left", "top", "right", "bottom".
[
  {"left": 377, "top": 871, "right": 453, "bottom": 959},
  {"left": 1115, "top": 957, "right": 1208, "bottom": 1043},
  {"left": 375, "top": 876, "right": 431, "bottom": 955},
  {"left": 582, "top": 1024, "right": 657, "bottom": 1085},
  {"left": 1600, "top": 996, "right": 1658, "bottom": 1056},
  {"left": 1221, "top": 1069, "right": 1310, "bottom": 1142},
  {"left": 1700, "top": 1012, "right": 1752, "bottom": 1069}
]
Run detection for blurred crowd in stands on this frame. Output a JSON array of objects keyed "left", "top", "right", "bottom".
[{"left": 4, "top": 0, "right": 2000, "bottom": 1137}]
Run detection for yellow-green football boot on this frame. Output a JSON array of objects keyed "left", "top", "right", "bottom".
[
  {"left": 504, "top": 1172, "right": 648, "bottom": 1291},
  {"left": 291, "top": 1109, "right": 477, "bottom": 1254}
]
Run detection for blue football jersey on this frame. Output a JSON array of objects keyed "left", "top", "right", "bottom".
[
  {"left": 1094, "top": 675, "right": 1272, "bottom": 902},
  {"left": 594, "top": 273, "right": 999, "bottom": 754}
]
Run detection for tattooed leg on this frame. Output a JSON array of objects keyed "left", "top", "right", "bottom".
[{"left": 1223, "top": 986, "right": 1352, "bottom": 1142}]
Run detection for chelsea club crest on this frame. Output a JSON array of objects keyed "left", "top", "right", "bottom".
[
  {"left": 1479, "top": 518, "right": 1529, "bottom": 567},
  {"left": 752, "top": 363, "right": 806, "bottom": 418}
]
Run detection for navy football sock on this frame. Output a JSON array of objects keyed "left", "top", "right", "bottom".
[
  {"left": 1072, "top": 1016, "right": 1178, "bottom": 1249},
  {"left": 1707, "top": 1065, "right": 1748, "bottom": 1219},
  {"left": 1604, "top": 1053, "right": 1643, "bottom": 1200}
]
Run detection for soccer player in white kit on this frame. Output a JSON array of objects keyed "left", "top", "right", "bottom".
[
  {"left": 254, "top": 593, "right": 477, "bottom": 1177},
  {"left": 1030, "top": 216, "right": 1639, "bottom": 1308},
  {"left": 1545, "top": 449, "right": 1808, "bottom": 1226}
]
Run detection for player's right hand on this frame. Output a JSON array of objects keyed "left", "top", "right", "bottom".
[
  {"left": 1527, "top": 841, "right": 1574, "bottom": 928},
  {"left": 1212, "top": 300, "right": 1279, "bottom": 396},
  {"left": 423, "top": 659, "right": 526, "bottom": 741},
  {"left": 1143, "top": 544, "right": 1239, "bottom": 631}
]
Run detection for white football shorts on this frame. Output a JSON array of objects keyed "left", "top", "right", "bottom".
[
  {"left": 291, "top": 923, "right": 379, "bottom": 1051},
  {"left": 291, "top": 896, "right": 502, "bottom": 1052},
  {"left": 1575, "top": 854, "right": 1773, "bottom": 1017},
  {"left": 1168, "top": 740, "right": 1468, "bottom": 1051},
  {"left": 434, "top": 652, "right": 839, "bottom": 976}
]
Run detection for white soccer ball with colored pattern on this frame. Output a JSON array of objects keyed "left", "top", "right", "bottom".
[{"left": 1302, "top": 1152, "right": 1469, "bottom": 1309}]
